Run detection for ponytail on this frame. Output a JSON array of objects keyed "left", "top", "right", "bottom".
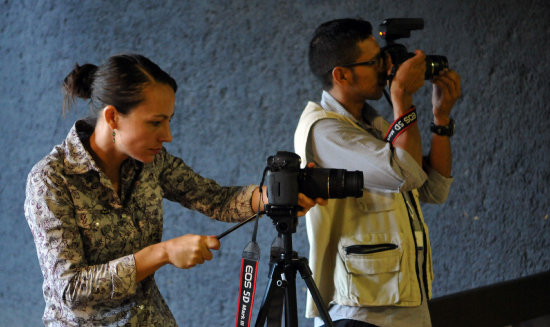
[{"left": 62, "top": 63, "right": 98, "bottom": 115}]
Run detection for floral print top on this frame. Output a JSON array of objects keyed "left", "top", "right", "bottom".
[{"left": 24, "top": 119, "right": 256, "bottom": 326}]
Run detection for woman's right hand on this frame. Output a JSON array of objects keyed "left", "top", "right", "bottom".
[{"left": 164, "top": 234, "right": 220, "bottom": 269}]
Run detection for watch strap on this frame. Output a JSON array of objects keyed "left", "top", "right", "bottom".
[{"left": 430, "top": 118, "right": 455, "bottom": 136}]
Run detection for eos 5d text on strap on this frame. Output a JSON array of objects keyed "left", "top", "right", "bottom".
[{"left": 385, "top": 106, "right": 418, "bottom": 144}]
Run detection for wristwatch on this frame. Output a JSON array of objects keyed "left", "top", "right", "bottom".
[{"left": 430, "top": 118, "right": 455, "bottom": 136}]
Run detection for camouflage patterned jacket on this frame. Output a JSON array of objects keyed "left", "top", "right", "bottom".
[{"left": 24, "top": 119, "right": 256, "bottom": 326}]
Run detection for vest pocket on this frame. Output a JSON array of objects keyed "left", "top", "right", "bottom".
[
  {"left": 345, "top": 243, "right": 398, "bottom": 255},
  {"left": 336, "top": 235, "right": 402, "bottom": 305}
]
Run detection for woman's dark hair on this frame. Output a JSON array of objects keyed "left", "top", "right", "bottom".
[
  {"left": 62, "top": 54, "right": 178, "bottom": 116},
  {"left": 308, "top": 18, "right": 373, "bottom": 90}
]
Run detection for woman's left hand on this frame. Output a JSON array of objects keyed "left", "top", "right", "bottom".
[
  {"left": 297, "top": 162, "right": 328, "bottom": 216},
  {"left": 297, "top": 192, "right": 328, "bottom": 216}
]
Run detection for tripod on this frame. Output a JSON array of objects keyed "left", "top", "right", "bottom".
[{"left": 254, "top": 205, "right": 333, "bottom": 327}]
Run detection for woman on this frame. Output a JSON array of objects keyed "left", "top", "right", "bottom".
[{"left": 24, "top": 54, "right": 322, "bottom": 326}]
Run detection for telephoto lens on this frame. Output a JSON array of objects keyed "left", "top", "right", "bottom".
[{"left": 298, "top": 167, "right": 363, "bottom": 199}]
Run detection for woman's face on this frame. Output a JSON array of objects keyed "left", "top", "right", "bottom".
[{"left": 115, "top": 82, "right": 175, "bottom": 163}]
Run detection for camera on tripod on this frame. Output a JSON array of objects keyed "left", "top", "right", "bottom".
[
  {"left": 247, "top": 151, "right": 364, "bottom": 327},
  {"left": 265, "top": 151, "right": 363, "bottom": 207},
  {"left": 379, "top": 18, "right": 448, "bottom": 80}
]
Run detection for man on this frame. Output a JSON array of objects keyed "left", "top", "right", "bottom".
[{"left": 294, "top": 18, "right": 461, "bottom": 327}]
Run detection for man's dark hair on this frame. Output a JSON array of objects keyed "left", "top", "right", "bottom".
[{"left": 308, "top": 18, "right": 373, "bottom": 90}]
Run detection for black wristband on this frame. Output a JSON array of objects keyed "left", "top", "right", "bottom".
[
  {"left": 384, "top": 106, "right": 417, "bottom": 144},
  {"left": 430, "top": 118, "right": 455, "bottom": 136}
]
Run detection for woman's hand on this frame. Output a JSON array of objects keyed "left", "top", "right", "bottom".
[
  {"left": 164, "top": 234, "right": 220, "bottom": 269},
  {"left": 297, "top": 192, "right": 328, "bottom": 216},
  {"left": 297, "top": 162, "right": 328, "bottom": 216},
  {"left": 135, "top": 234, "right": 220, "bottom": 282}
]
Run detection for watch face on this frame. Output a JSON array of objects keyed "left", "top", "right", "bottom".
[
  {"left": 431, "top": 119, "right": 455, "bottom": 136},
  {"left": 446, "top": 119, "right": 455, "bottom": 136}
]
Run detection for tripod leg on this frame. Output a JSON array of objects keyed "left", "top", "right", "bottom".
[
  {"left": 266, "top": 236, "right": 285, "bottom": 327},
  {"left": 255, "top": 263, "right": 285, "bottom": 327},
  {"left": 295, "top": 257, "right": 334, "bottom": 327},
  {"left": 266, "top": 283, "right": 284, "bottom": 327},
  {"left": 283, "top": 267, "right": 299, "bottom": 327}
]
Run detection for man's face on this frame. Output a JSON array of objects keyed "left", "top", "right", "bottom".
[
  {"left": 115, "top": 83, "right": 175, "bottom": 163},
  {"left": 345, "top": 36, "right": 386, "bottom": 101}
]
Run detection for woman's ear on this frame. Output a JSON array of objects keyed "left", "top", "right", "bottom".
[{"left": 103, "top": 105, "right": 118, "bottom": 130}]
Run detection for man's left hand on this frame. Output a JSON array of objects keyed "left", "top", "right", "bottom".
[{"left": 432, "top": 69, "right": 461, "bottom": 124}]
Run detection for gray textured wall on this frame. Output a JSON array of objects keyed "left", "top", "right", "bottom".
[{"left": 1, "top": 0, "right": 549, "bottom": 326}]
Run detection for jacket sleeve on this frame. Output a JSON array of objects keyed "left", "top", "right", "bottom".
[
  {"left": 417, "top": 165, "right": 454, "bottom": 204},
  {"left": 24, "top": 163, "right": 137, "bottom": 310},
  {"left": 309, "top": 119, "right": 428, "bottom": 192},
  {"left": 310, "top": 119, "right": 453, "bottom": 202},
  {"left": 157, "top": 149, "right": 256, "bottom": 222}
]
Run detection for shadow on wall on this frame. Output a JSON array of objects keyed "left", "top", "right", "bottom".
[
  {"left": 511, "top": 315, "right": 550, "bottom": 327},
  {"left": 429, "top": 270, "right": 550, "bottom": 327}
]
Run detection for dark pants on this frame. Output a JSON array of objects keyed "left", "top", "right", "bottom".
[{"left": 320, "top": 319, "right": 379, "bottom": 327}]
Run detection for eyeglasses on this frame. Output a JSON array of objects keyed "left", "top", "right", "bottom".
[{"left": 340, "top": 52, "right": 384, "bottom": 68}]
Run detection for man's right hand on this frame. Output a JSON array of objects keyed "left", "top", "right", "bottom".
[{"left": 389, "top": 50, "right": 426, "bottom": 114}]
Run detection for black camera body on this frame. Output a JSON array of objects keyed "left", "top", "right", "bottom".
[
  {"left": 379, "top": 18, "right": 448, "bottom": 80},
  {"left": 265, "top": 151, "right": 363, "bottom": 207}
]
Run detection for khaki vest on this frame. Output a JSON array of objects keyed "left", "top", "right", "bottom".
[{"left": 294, "top": 102, "right": 433, "bottom": 318}]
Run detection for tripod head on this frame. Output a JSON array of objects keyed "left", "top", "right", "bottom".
[{"left": 264, "top": 205, "right": 299, "bottom": 234}]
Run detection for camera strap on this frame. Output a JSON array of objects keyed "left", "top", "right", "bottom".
[
  {"left": 387, "top": 64, "right": 399, "bottom": 89},
  {"left": 235, "top": 240, "right": 260, "bottom": 327},
  {"left": 384, "top": 106, "right": 417, "bottom": 145},
  {"left": 235, "top": 174, "right": 268, "bottom": 327}
]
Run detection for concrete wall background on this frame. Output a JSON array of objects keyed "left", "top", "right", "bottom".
[{"left": 1, "top": 0, "right": 548, "bottom": 325}]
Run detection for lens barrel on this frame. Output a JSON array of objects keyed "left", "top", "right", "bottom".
[
  {"left": 298, "top": 167, "right": 363, "bottom": 199},
  {"left": 425, "top": 55, "right": 448, "bottom": 79}
]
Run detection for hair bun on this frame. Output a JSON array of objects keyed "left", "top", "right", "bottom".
[{"left": 63, "top": 63, "right": 98, "bottom": 99}]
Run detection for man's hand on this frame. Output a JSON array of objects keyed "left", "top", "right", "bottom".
[
  {"left": 389, "top": 50, "right": 427, "bottom": 113},
  {"left": 432, "top": 69, "right": 461, "bottom": 125}
]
